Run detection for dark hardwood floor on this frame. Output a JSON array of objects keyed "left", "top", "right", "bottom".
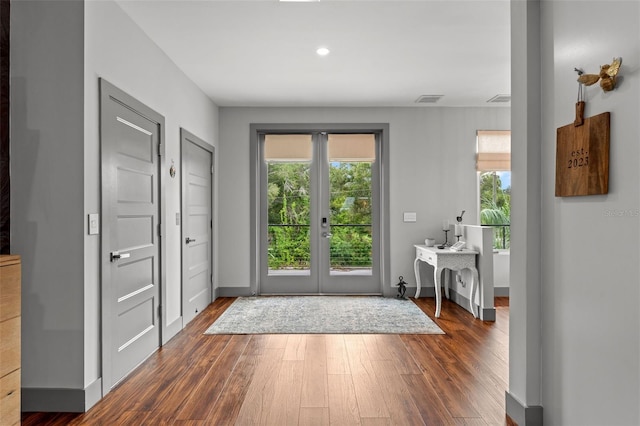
[{"left": 23, "top": 297, "right": 512, "bottom": 425}]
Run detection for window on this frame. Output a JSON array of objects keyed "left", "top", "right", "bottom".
[{"left": 476, "top": 130, "right": 511, "bottom": 249}]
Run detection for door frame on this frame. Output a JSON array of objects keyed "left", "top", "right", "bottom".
[
  {"left": 250, "top": 123, "right": 391, "bottom": 297},
  {"left": 180, "top": 128, "right": 215, "bottom": 324},
  {"left": 99, "top": 79, "right": 168, "bottom": 395}
]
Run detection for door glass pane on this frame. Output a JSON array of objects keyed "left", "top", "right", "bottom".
[
  {"left": 265, "top": 135, "right": 312, "bottom": 276},
  {"left": 328, "top": 134, "right": 375, "bottom": 276}
]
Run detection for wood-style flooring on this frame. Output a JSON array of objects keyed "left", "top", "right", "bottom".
[{"left": 22, "top": 297, "right": 512, "bottom": 425}]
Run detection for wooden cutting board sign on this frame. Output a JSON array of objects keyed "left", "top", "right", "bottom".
[{"left": 556, "top": 111, "right": 610, "bottom": 196}]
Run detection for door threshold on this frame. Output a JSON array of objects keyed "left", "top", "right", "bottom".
[{"left": 257, "top": 293, "right": 383, "bottom": 296}]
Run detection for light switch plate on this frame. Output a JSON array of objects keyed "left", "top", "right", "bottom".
[
  {"left": 403, "top": 212, "right": 417, "bottom": 222},
  {"left": 88, "top": 213, "right": 99, "bottom": 235}
]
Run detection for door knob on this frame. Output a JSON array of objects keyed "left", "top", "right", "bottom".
[
  {"left": 110, "top": 252, "right": 130, "bottom": 262},
  {"left": 185, "top": 237, "right": 196, "bottom": 244}
]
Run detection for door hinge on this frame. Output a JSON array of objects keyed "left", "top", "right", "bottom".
[
  {"left": 157, "top": 223, "right": 162, "bottom": 237},
  {"left": 158, "top": 305, "right": 162, "bottom": 318},
  {"left": 211, "top": 165, "right": 214, "bottom": 174},
  {"left": 210, "top": 219, "right": 213, "bottom": 228},
  {"left": 158, "top": 143, "right": 163, "bottom": 156}
]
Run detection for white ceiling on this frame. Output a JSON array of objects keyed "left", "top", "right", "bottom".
[{"left": 115, "top": 0, "right": 511, "bottom": 108}]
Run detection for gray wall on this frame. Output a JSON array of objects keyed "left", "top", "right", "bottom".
[
  {"left": 218, "top": 107, "right": 510, "bottom": 292},
  {"left": 11, "top": 0, "right": 219, "bottom": 409},
  {"left": 540, "top": 1, "right": 640, "bottom": 424},
  {"left": 508, "top": 0, "right": 543, "bottom": 421},
  {"left": 510, "top": 1, "right": 640, "bottom": 424},
  {"left": 11, "top": 0, "right": 86, "bottom": 391},
  {"left": 84, "top": 0, "right": 219, "bottom": 390}
]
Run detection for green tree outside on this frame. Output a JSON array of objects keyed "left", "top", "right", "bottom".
[
  {"left": 266, "top": 161, "right": 373, "bottom": 270},
  {"left": 479, "top": 171, "right": 511, "bottom": 249},
  {"left": 267, "top": 163, "right": 311, "bottom": 269}
]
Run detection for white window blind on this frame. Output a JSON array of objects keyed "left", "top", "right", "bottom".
[
  {"left": 476, "top": 130, "right": 511, "bottom": 171},
  {"left": 264, "top": 134, "right": 312, "bottom": 162},
  {"left": 264, "top": 133, "right": 376, "bottom": 162},
  {"left": 328, "top": 134, "right": 376, "bottom": 162}
]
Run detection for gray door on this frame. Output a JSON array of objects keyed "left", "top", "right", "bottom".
[
  {"left": 181, "top": 129, "right": 213, "bottom": 325},
  {"left": 100, "top": 80, "right": 163, "bottom": 392},
  {"left": 258, "top": 130, "right": 382, "bottom": 295},
  {"left": 318, "top": 133, "right": 382, "bottom": 294}
]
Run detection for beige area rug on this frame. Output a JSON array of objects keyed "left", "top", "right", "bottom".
[{"left": 205, "top": 296, "right": 444, "bottom": 335}]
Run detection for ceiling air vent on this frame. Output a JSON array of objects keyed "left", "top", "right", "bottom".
[
  {"left": 415, "top": 95, "right": 443, "bottom": 104},
  {"left": 487, "top": 94, "right": 511, "bottom": 103}
]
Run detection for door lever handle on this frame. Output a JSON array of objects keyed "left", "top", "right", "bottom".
[
  {"left": 110, "top": 252, "right": 130, "bottom": 262},
  {"left": 322, "top": 232, "right": 332, "bottom": 238},
  {"left": 185, "top": 237, "right": 196, "bottom": 244}
]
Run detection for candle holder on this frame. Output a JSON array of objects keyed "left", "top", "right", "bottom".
[
  {"left": 441, "top": 220, "right": 450, "bottom": 247},
  {"left": 455, "top": 211, "right": 465, "bottom": 242},
  {"left": 454, "top": 224, "right": 463, "bottom": 242}
]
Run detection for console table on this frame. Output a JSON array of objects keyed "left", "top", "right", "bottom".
[{"left": 413, "top": 245, "right": 479, "bottom": 318}]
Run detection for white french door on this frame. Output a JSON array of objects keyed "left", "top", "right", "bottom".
[{"left": 258, "top": 131, "right": 382, "bottom": 294}]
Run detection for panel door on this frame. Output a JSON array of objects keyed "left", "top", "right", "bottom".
[
  {"left": 101, "top": 80, "right": 162, "bottom": 391},
  {"left": 181, "top": 131, "right": 213, "bottom": 324}
]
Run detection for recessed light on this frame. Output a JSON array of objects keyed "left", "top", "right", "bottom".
[{"left": 316, "top": 47, "right": 330, "bottom": 56}]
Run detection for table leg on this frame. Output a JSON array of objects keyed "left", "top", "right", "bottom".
[
  {"left": 413, "top": 256, "right": 421, "bottom": 298},
  {"left": 444, "top": 269, "right": 450, "bottom": 299},
  {"left": 434, "top": 267, "right": 442, "bottom": 318},
  {"left": 468, "top": 267, "right": 479, "bottom": 318}
]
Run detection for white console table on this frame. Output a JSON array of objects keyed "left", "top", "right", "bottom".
[{"left": 413, "top": 245, "right": 479, "bottom": 318}]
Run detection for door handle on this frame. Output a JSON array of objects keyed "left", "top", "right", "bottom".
[
  {"left": 322, "top": 232, "right": 332, "bottom": 238},
  {"left": 185, "top": 237, "right": 196, "bottom": 244},
  {"left": 110, "top": 252, "right": 130, "bottom": 262}
]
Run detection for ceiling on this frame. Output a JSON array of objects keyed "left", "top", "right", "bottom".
[{"left": 115, "top": 0, "right": 511, "bottom": 108}]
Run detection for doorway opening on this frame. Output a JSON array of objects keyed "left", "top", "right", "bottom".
[{"left": 250, "top": 124, "right": 390, "bottom": 296}]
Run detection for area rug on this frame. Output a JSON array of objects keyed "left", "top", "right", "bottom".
[{"left": 204, "top": 296, "right": 444, "bottom": 335}]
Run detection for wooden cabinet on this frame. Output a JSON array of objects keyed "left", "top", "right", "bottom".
[{"left": 0, "top": 255, "right": 21, "bottom": 426}]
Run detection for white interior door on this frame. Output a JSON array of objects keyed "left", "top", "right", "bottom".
[
  {"left": 100, "top": 79, "right": 163, "bottom": 391},
  {"left": 259, "top": 131, "right": 381, "bottom": 295},
  {"left": 181, "top": 129, "right": 213, "bottom": 325}
]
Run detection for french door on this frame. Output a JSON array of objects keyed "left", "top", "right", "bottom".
[{"left": 258, "top": 130, "right": 381, "bottom": 294}]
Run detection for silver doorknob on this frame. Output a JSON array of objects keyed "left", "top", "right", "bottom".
[
  {"left": 185, "top": 237, "right": 196, "bottom": 244},
  {"left": 322, "top": 232, "right": 332, "bottom": 238},
  {"left": 110, "top": 252, "right": 130, "bottom": 262}
]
